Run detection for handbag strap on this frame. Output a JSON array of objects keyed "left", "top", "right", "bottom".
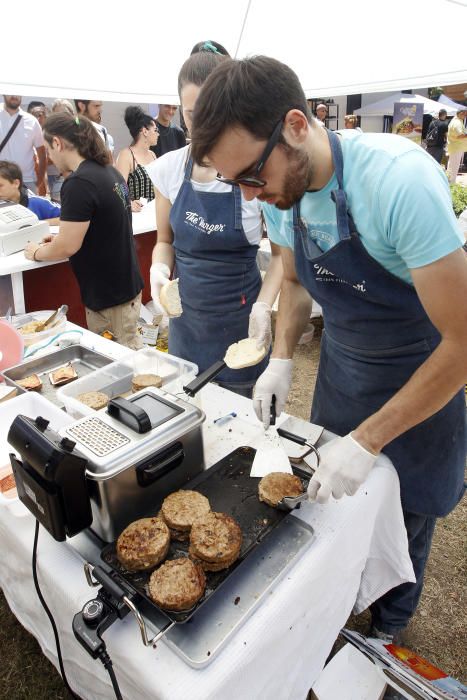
[{"left": 0, "top": 114, "right": 22, "bottom": 154}]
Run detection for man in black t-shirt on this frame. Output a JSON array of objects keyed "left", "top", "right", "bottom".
[
  {"left": 425, "top": 109, "right": 449, "bottom": 164},
  {"left": 150, "top": 105, "right": 186, "bottom": 158},
  {"left": 25, "top": 113, "right": 144, "bottom": 349}
]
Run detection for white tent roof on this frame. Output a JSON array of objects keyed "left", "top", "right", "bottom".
[
  {"left": 438, "top": 94, "right": 467, "bottom": 111},
  {"left": 354, "top": 92, "right": 459, "bottom": 117},
  {"left": 1, "top": 0, "right": 466, "bottom": 103}
]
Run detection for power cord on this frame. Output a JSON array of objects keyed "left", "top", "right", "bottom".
[
  {"left": 32, "top": 520, "right": 81, "bottom": 699},
  {"left": 99, "top": 650, "right": 123, "bottom": 700}
]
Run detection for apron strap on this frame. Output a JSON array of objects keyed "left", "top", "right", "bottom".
[
  {"left": 232, "top": 184, "right": 243, "bottom": 231},
  {"left": 327, "top": 129, "right": 352, "bottom": 242},
  {"left": 185, "top": 153, "right": 194, "bottom": 181}
]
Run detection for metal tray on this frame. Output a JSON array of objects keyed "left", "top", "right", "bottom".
[
  {"left": 1, "top": 345, "right": 114, "bottom": 408},
  {"left": 101, "top": 446, "right": 309, "bottom": 624}
]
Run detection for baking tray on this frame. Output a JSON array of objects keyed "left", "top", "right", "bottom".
[
  {"left": 1, "top": 345, "right": 114, "bottom": 408},
  {"left": 101, "top": 445, "right": 309, "bottom": 624}
]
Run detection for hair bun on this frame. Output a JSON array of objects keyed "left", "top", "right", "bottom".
[{"left": 124, "top": 105, "right": 145, "bottom": 129}]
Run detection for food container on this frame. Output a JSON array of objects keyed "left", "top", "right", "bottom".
[
  {"left": 10, "top": 309, "right": 67, "bottom": 347},
  {"left": 0, "top": 392, "right": 74, "bottom": 507},
  {"left": 57, "top": 347, "right": 198, "bottom": 419}
]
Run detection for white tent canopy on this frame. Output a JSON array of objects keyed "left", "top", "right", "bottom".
[
  {"left": 2, "top": 0, "right": 467, "bottom": 103},
  {"left": 438, "top": 94, "right": 467, "bottom": 111},
  {"left": 354, "top": 92, "right": 459, "bottom": 117}
]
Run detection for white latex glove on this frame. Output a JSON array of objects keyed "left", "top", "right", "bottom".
[
  {"left": 248, "top": 301, "right": 272, "bottom": 351},
  {"left": 307, "top": 432, "right": 378, "bottom": 504},
  {"left": 150, "top": 262, "right": 171, "bottom": 318},
  {"left": 253, "top": 358, "right": 293, "bottom": 429}
]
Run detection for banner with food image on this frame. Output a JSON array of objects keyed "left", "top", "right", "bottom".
[{"left": 392, "top": 102, "right": 423, "bottom": 144}]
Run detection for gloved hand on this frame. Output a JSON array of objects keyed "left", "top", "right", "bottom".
[
  {"left": 253, "top": 358, "right": 293, "bottom": 428},
  {"left": 150, "top": 262, "right": 171, "bottom": 318},
  {"left": 307, "top": 432, "right": 378, "bottom": 504},
  {"left": 248, "top": 301, "right": 272, "bottom": 352}
]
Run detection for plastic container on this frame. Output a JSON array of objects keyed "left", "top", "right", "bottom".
[
  {"left": 0, "top": 392, "right": 73, "bottom": 508},
  {"left": 57, "top": 347, "right": 198, "bottom": 419},
  {"left": 10, "top": 310, "right": 67, "bottom": 347}
]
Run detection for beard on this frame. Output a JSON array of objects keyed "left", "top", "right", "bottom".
[
  {"left": 275, "top": 145, "right": 314, "bottom": 210},
  {"left": 5, "top": 96, "right": 21, "bottom": 110}
]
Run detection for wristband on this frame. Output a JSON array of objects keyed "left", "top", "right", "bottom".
[{"left": 33, "top": 245, "right": 41, "bottom": 262}]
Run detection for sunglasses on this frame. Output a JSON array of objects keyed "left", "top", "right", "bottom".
[{"left": 216, "top": 118, "right": 284, "bottom": 188}]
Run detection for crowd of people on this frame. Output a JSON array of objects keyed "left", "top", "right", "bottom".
[{"left": 1, "top": 43, "right": 466, "bottom": 650}]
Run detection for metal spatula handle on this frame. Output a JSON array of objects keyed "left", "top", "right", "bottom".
[{"left": 276, "top": 427, "right": 321, "bottom": 468}]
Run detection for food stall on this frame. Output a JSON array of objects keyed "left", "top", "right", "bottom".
[
  {"left": 0, "top": 322, "right": 415, "bottom": 700},
  {"left": 0, "top": 205, "right": 156, "bottom": 325}
]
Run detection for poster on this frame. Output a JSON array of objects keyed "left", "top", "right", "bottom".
[{"left": 392, "top": 102, "right": 424, "bottom": 144}]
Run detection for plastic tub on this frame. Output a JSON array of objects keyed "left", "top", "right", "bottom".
[
  {"left": 10, "top": 310, "right": 67, "bottom": 347},
  {"left": 57, "top": 347, "right": 198, "bottom": 419}
]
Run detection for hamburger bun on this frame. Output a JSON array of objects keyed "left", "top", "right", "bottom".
[
  {"left": 160, "top": 279, "right": 183, "bottom": 317},
  {"left": 76, "top": 391, "right": 109, "bottom": 410}
]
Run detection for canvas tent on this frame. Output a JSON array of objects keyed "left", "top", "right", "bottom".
[
  {"left": 1, "top": 0, "right": 466, "bottom": 103},
  {"left": 438, "top": 94, "right": 467, "bottom": 111},
  {"left": 354, "top": 92, "right": 459, "bottom": 118}
]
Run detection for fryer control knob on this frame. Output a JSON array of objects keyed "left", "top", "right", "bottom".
[
  {"left": 35, "top": 416, "right": 49, "bottom": 432},
  {"left": 82, "top": 599, "right": 105, "bottom": 627},
  {"left": 60, "top": 437, "right": 75, "bottom": 453}
]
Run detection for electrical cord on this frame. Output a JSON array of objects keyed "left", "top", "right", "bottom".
[
  {"left": 33, "top": 521, "right": 124, "bottom": 699},
  {"left": 99, "top": 650, "right": 123, "bottom": 700},
  {"left": 32, "top": 521, "right": 81, "bottom": 699}
]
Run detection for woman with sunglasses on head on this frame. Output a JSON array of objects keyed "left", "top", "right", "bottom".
[
  {"left": 116, "top": 106, "right": 159, "bottom": 212},
  {"left": 148, "top": 45, "right": 282, "bottom": 397}
]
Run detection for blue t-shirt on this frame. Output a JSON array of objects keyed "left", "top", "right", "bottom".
[
  {"left": 27, "top": 194, "right": 61, "bottom": 220},
  {"left": 262, "top": 131, "right": 463, "bottom": 284}
]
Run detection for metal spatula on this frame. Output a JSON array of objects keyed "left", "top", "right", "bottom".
[{"left": 250, "top": 395, "right": 292, "bottom": 477}]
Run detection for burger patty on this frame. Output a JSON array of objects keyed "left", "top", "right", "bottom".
[
  {"left": 258, "top": 472, "right": 304, "bottom": 507},
  {"left": 148, "top": 558, "right": 206, "bottom": 611},
  {"left": 161, "top": 490, "right": 211, "bottom": 532},
  {"left": 157, "top": 509, "right": 190, "bottom": 542},
  {"left": 116, "top": 517, "right": 170, "bottom": 571},
  {"left": 189, "top": 544, "right": 241, "bottom": 572},
  {"left": 189, "top": 512, "right": 243, "bottom": 563}
]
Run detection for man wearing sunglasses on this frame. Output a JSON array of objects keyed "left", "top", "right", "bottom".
[{"left": 191, "top": 56, "right": 467, "bottom": 644}]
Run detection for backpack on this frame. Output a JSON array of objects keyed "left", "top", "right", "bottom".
[{"left": 426, "top": 121, "right": 439, "bottom": 146}]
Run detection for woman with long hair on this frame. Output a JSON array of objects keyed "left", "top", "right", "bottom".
[
  {"left": 24, "top": 113, "right": 144, "bottom": 349},
  {"left": 116, "top": 106, "right": 158, "bottom": 212},
  {"left": 148, "top": 46, "right": 282, "bottom": 397}
]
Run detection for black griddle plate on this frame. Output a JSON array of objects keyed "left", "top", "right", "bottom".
[{"left": 101, "top": 446, "right": 309, "bottom": 623}]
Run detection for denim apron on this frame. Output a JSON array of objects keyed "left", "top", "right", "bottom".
[
  {"left": 293, "top": 130, "right": 465, "bottom": 517},
  {"left": 168, "top": 156, "right": 268, "bottom": 393}
]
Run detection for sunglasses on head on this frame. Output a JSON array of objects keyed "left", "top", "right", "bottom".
[{"left": 216, "top": 117, "right": 284, "bottom": 188}]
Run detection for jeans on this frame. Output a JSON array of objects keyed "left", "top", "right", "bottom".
[
  {"left": 47, "top": 173, "right": 64, "bottom": 202},
  {"left": 369, "top": 511, "right": 437, "bottom": 634},
  {"left": 426, "top": 145, "right": 444, "bottom": 164}
]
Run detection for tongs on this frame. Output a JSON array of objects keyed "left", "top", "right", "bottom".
[
  {"left": 275, "top": 427, "right": 321, "bottom": 511},
  {"left": 35, "top": 304, "right": 68, "bottom": 332}
]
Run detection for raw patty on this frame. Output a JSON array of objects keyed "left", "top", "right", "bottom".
[
  {"left": 148, "top": 558, "right": 206, "bottom": 611},
  {"left": 131, "top": 373, "right": 162, "bottom": 392},
  {"left": 116, "top": 517, "right": 170, "bottom": 571},
  {"left": 76, "top": 391, "right": 109, "bottom": 409},
  {"left": 189, "top": 512, "right": 243, "bottom": 564},
  {"left": 161, "top": 490, "right": 211, "bottom": 532},
  {"left": 258, "top": 472, "right": 304, "bottom": 507}
]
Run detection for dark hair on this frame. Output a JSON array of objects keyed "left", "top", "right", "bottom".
[
  {"left": 190, "top": 40, "right": 230, "bottom": 57},
  {"left": 27, "top": 100, "right": 46, "bottom": 113},
  {"left": 0, "top": 160, "right": 23, "bottom": 185},
  {"left": 124, "top": 106, "right": 155, "bottom": 142},
  {"left": 74, "top": 99, "right": 90, "bottom": 113},
  {"left": 438, "top": 109, "right": 447, "bottom": 117},
  {"left": 43, "top": 113, "right": 110, "bottom": 166},
  {"left": 178, "top": 51, "right": 229, "bottom": 96},
  {"left": 191, "top": 56, "right": 311, "bottom": 165}
]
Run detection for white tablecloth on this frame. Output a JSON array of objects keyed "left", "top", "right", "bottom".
[{"left": 0, "top": 360, "right": 415, "bottom": 700}]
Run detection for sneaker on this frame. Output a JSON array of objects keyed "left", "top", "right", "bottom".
[{"left": 369, "top": 625, "right": 404, "bottom": 645}]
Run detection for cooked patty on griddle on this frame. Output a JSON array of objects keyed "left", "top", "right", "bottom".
[
  {"left": 161, "top": 490, "right": 211, "bottom": 532},
  {"left": 116, "top": 517, "right": 170, "bottom": 571},
  {"left": 189, "top": 511, "right": 242, "bottom": 564},
  {"left": 157, "top": 509, "right": 190, "bottom": 542},
  {"left": 148, "top": 558, "right": 206, "bottom": 611},
  {"left": 258, "top": 472, "right": 304, "bottom": 508},
  {"left": 189, "top": 545, "right": 240, "bottom": 572}
]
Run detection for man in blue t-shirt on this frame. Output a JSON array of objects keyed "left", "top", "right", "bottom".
[
  {"left": 190, "top": 57, "right": 467, "bottom": 643},
  {"left": 0, "top": 160, "right": 60, "bottom": 222}
]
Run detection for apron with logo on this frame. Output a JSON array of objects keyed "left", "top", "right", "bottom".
[
  {"left": 168, "top": 156, "right": 267, "bottom": 391},
  {"left": 293, "top": 130, "right": 465, "bottom": 516}
]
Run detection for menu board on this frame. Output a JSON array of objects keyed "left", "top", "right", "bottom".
[{"left": 392, "top": 102, "right": 424, "bottom": 144}]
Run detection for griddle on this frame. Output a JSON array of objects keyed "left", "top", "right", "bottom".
[{"left": 101, "top": 445, "right": 311, "bottom": 624}]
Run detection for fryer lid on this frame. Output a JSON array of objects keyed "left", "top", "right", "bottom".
[{"left": 100, "top": 446, "right": 308, "bottom": 623}]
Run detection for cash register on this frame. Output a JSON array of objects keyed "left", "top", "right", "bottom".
[{"left": 0, "top": 200, "right": 50, "bottom": 256}]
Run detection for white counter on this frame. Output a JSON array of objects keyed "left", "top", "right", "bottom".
[{"left": 0, "top": 329, "right": 415, "bottom": 700}]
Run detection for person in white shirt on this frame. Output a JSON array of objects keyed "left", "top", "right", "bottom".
[
  {"left": 0, "top": 95, "right": 46, "bottom": 193},
  {"left": 315, "top": 103, "right": 328, "bottom": 126}
]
